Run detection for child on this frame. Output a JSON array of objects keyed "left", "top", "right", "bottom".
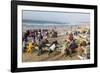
[{"left": 27, "top": 41, "right": 33, "bottom": 54}]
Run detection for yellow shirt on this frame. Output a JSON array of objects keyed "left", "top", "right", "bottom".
[{"left": 29, "top": 42, "right": 33, "bottom": 49}]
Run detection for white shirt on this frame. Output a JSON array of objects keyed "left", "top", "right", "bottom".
[{"left": 50, "top": 44, "right": 56, "bottom": 51}]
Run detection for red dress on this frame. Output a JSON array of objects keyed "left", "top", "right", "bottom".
[{"left": 68, "top": 34, "right": 74, "bottom": 41}]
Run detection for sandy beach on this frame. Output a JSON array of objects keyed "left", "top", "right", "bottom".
[{"left": 22, "top": 24, "right": 90, "bottom": 62}]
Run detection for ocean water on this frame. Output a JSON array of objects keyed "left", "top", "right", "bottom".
[{"left": 22, "top": 21, "right": 89, "bottom": 32}]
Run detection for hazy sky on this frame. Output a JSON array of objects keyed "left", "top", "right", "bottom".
[{"left": 22, "top": 10, "right": 90, "bottom": 25}]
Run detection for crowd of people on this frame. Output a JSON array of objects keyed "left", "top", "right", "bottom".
[
  {"left": 22, "top": 27, "right": 90, "bottom": 59},
  {"left": 22, "top": 29, "right": 58, "bottom": 55}
]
